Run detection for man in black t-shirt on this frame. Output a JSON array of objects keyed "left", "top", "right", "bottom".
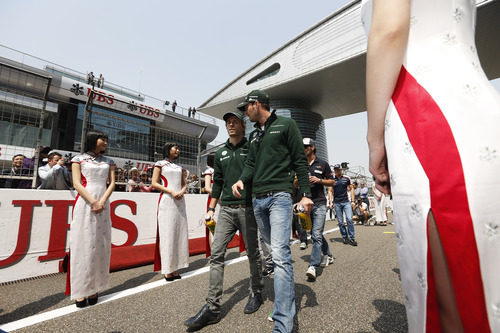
[
  {"left": 333, "top": 164, "right": 357, "bottom": 246},
  {"left": 302, "top": 138, "right": 335, "bottom": 281}
]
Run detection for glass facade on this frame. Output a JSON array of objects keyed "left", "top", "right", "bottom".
[
  {"left": 244, "top": 102, "right": 329, "bottom": 163},
  {"left": 75, "top": 103, "right": 152, "bottom": 161}
]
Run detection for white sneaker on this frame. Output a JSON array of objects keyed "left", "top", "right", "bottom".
[
  {"left": 300, "top": 242, "right": 307, "bottom": 250},
  {"left": 267, "top": 311, "right": 274, "bottom": 322},
  {"left": 320, "top": 255, "right": 334, "bottom": 267},
  {"left": 306, "top": 266, "right": 316, "bottom": 280}
]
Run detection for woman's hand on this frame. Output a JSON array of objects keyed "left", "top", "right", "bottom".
[
  {"left": 91, "top": 200, "right": 105, "bottom": 213},
  {"left": 369, "top": 141, "right": 391, "bottom": 194}
]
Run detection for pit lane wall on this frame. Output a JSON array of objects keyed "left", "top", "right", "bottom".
[{"left": 0, "top": 190, "right": 210, "bottom": 284}]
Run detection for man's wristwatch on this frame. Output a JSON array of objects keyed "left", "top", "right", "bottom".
[
  {"left": 302, "top": 193, "right": 312, "bottom": 199},
  {"left": 208, "top": 207, "right": 215, "bottom": 212}
]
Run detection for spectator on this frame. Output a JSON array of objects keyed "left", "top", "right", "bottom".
[
  {"left": 87, "top": 72, "right": 95, "bottom": 88},
  {"left": 192, "top": 107, "right": 197, "bottom": 118},
  {"left": 186, "top": 174, "right": 200, "bottom": 194},
  {"left": 188, "top": 107, "right": 192, "bottom": 118},
  {"left": 202, "top": 159, "right": 215, "bottom": 257},
  {"left": 1, "top": 154, "right": 32, "bottom": 189},
  {"left": 172, "top": 100, "right": 177, "bottom": 113},
  {"left": 115, "top": 168, "right": 126, "bottom": 192},
  {"left": 139, "top": 171, "right": 152, "bottom": 192},
  {"left": 126, "top": 167, "right": 140, "bottom": 192},
  {"left": 97, "top": 74, "right": 104, "bottom": 88},
  {"left": 54, "top": 156, "right": 73, "bottom": 190},
  {"left": 353, "top": 198, "right": 369, "bottom": 225},
  {"left": 359, "top": 181, "right": 370, "bottom": 212},
  {"left": 38, "top": 151, "right": 64, "bottom": 189}
]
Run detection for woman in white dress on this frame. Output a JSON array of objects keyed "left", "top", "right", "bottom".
[
  {"left": 151, "top": 142, "right": 189, "bottom": 281},
  {"left": 371, "top": 180, "right": 387, "bottom": 226},
  {"left": 364, "top": 0, "right": 500, "bottom": 331},
  {"left": 69, "top": 130, "right": 115, "bottom": 307}
]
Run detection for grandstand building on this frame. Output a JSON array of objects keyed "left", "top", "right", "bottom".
[{"left": 0, "top": 49, "right": 218, "bottom": 181}]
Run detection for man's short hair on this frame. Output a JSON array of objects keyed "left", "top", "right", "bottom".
[
  {"left": 48, "top": 152, "right": 62, "bottom": 160},
  {"left": 12, "top": 154, "right": 25, "bottom": 160}
]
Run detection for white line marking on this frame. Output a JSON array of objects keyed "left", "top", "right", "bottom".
[
  {"left": 0, "top": 256, "right": 248, "bottom": 332},
  {"left": 1, "top": 227, "right": 340, "bottom": 332}
]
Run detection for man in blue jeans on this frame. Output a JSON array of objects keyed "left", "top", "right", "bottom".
[
  {"left": 301, "top": 138, "right": 335, "bottom": 281},
  {"left": 333, "top": 164, "right": 357, "bottom": 246},
  {"left": 232, "top": 90, "right": 313, "bottom": 333}
]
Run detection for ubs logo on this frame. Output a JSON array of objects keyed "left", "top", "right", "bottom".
[{"left": 70, "top": 83, "right": 84, "bottom": 96}]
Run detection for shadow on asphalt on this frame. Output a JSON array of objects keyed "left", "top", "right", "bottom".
[
  {"left": 0, "top": 292, "right": 66, "bottom": 324},
  {"left": 371, "top": 299, "right": 408, "bottom": 332},
  {"left": 293, "top": 282, "right": 319, "bottom": 332},
  {"left": 105, "top": 272, "right": 158, "bottom": 296}
]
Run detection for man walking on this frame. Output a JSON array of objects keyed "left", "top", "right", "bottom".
[
  {"left": 333, "top": 164, "right": 357, "bottom": 246},
  {"left": 185, "top": 110, "right": 264, "bottom": 330},
  {"left": 232, "top": 90, "right": 313, "bottom": 333},
  {"left": 301, "top": 138, "right": 335, "bottom": 281}
]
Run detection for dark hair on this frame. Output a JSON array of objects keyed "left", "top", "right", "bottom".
[
  {"left": 84, "top": 130, "right": 108, "bottom": 153},
  {"left": 12, "top": 154, "right": 25, "bottom": 160},
  {"left": 48, "top": 152, "right": 62, "bottom": 160},
  {"left": 163, "top": 142, "right": 179, "bottom": 160}
]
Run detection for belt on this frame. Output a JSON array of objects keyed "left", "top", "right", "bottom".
[
  {"left": 225, "top": 204, "right": 247, "bottom": 208},
  {"left": 254, "top": 191, "right": 285, "bottom": 199}
]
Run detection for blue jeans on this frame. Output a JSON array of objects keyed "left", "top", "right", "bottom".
[
  {"left": 253, "top": 192, "right": 294, "bottom": 333},
  {"left": 310, "top": 204, "right": 332, "bottom": 268},
  {"left": 334, "top": 201, "right": 355, "bottom": 240}
]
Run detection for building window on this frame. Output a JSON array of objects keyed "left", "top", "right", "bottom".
[{"left": 246, "top": 63, "right": 281, "bottom": 85}]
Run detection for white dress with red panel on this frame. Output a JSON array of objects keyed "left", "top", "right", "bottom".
[
  {"left": 154, "top": 159, "right": 189, "bottom": 274},
  {"left": 362, "top": 0, "right": 500, "bottom": 331},
  {"left": 69, "top": 152, "right": 114, "bottom": 300}
]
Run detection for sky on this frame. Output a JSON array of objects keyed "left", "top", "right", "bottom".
[{"left": 0, "top": 0, "right": 497, "bottom": 175}]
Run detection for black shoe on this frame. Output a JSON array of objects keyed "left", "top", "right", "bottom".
[
  {"left": 75, "top": 299, "right": 87, "bottom": 308},
  {"left": 262, "top": 266, "right": 274, "bottom": 278},
  {"left": 88, "top": 294, "right": 98, "bottom": 306},
  {"left": 349, "top": 239, "right": 358, "bottom": 246},
  {"left": 173, "top": 274, "right": 182, "bottom": 280},
  {"left": 184, "top": 304, "right": 221, "bottom": 329},
  {"left": 165, "top": 275, "right": 175, "bottom": 282},
  {"left": 244, "top": 292, "right": 263, "bottom": 314},
  {"left": 343, "top": 238, "right": 349, "bottom": 244}
]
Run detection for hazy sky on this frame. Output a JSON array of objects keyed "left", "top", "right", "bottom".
[{"left": 1, "top": 1, "right": 497, "bottom": 174}]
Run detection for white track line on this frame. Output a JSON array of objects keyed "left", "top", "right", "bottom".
[{"left": 1, "top": 227, "right": 340, "bottom": 332}]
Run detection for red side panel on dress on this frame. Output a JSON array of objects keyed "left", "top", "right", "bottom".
[{"left": 392, "top": 66, "right": 491, "bottom": 332}]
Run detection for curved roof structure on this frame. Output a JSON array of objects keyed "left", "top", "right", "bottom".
[{"left": 200, "top": 0, "right": 500, "bottom": 120}]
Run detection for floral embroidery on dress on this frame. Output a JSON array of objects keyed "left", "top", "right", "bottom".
[
  {"left": 479, "top": 147, "right": 498, "bottom": 161},
  {"left": 444, "top": 33, "right": 457, "bottom": 45},
  {"left": 390, "top": 174, "right": 396, "bottom": 188},
  {"left": 485, "top": 222, "right": 498, "bottom": 238},
  {"left": 405, "top": 294, "right": 412, "bottom": 310},
  {"left": 453, "top": 7, "right": 463, "bottom": 22},
  {"left": 396, "top": 232, "right": 404, "bottom": 246},
  {"left": 409, "top": 203, "right": 422, "bottom": 220},
  {"left": 404, "top": 141, "right": 414, "bottom": 154},
  {"left": 464, "top": 84, "right": 478, "bottom": 97},
  {"left": 410, "top": 16, "right": 417, "bottom": 27},
  {"left": 493, "top": 302, "right": 500, "bottom": 318},
  {"left": 417, "top": 272, "right": 427, "bottom": 289},
  {"left": 385, "top": 119, "right": 391, "bottom": 131}
]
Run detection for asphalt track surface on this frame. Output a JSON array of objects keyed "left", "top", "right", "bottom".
[{"left": 1, "top": 216, "right": 408, "bottom": 333}]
